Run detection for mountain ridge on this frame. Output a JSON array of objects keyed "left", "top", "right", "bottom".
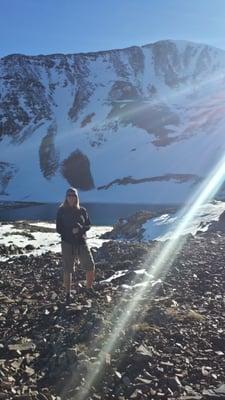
[
  {"left": 1, "top": 39, "right": 225, "bottom": 203},
  {"left": 2, "top": 38, "right": 224, "bottom": 59}
]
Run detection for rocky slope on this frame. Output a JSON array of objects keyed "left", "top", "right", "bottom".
[
  {"left": 101, "top": 201, "right": 225, "bottom": 241},
  {"left": 1, "top": 40, "right": 225, "bottom": 202},
  {"left": 0, "top": 233, "right": 225, "bottom": 399}
]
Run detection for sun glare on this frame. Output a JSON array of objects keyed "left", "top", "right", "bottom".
[{"left": 70, "top": 150, "right": 225, "bottom": 400}]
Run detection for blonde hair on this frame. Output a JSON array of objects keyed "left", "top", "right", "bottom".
[{"left": 62, "top": 191, "right": 80, "bottom": 209}]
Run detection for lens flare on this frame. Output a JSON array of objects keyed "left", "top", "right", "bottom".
[{"left": 72, "top": 152, "right": 225, "bottom": 400}]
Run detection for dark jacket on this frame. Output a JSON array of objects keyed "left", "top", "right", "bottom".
[{"left": 56, "top": 205, "right": 91, "bottom": 245}]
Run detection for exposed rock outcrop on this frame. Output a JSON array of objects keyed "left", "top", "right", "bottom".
[
  {"left": 98, "top": 174, "right": 202, "bottom": 190},
  {"left": 39, "top": 122, "right": 59, "bottom": 179},
  {"left": 101, "top": 208, "right": 177, "bottom": 240},
  {"left": 0, "top": 162, "right": 18, "bottom": 195},
  {"left": 206, "top": 209, "right": 225, "bottom": 233},
  {"left": 61, "top": 149, "right": 95, "bottom": 190}
]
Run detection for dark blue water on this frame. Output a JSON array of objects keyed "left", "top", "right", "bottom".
[{"left": 0, "top": 202, "right": 179, "bottom": 225}]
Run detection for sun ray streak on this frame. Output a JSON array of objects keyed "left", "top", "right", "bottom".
[{"left": 73, "top": 152, "right": 225, "bottom": 400}]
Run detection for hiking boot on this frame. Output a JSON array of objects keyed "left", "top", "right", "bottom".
[
  {"left": 86, "top": 288, "right": 98, "bottom": 298},
  {"left": 74, "top": 283, "right": 85, "bottom": 295},
  {"left": 66, "top": 293, "right": 71, "bottom": 305}
]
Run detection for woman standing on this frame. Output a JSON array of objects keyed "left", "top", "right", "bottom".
[{"left": 56, "top": 187, "right": 95, "bottom": 304}]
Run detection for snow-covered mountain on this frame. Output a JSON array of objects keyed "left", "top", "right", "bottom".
[{"left": 1, "top": 39, "right": 225, "bottom": 203}]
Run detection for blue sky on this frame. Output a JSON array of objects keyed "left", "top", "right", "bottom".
[{"left": 1, "top": 0, "right": 225, "bottom": 57}]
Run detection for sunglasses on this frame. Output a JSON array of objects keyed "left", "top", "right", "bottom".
[{"left": 67, "top": 193, "right": 77, "bottom": 198}]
